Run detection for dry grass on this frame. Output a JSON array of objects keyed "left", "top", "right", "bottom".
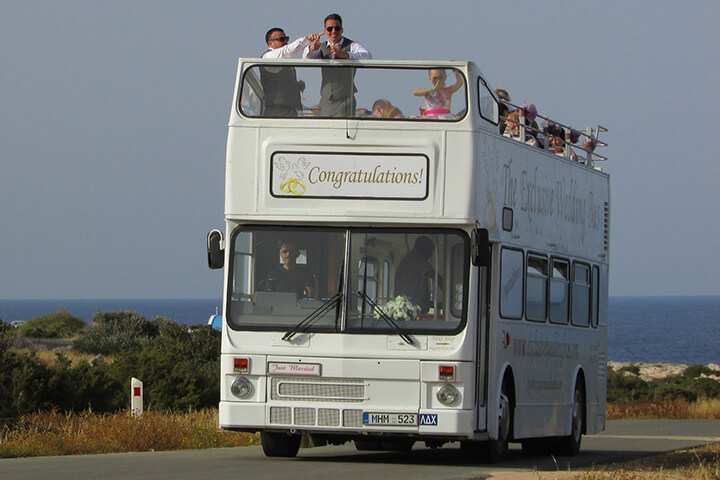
[
  {"left": 607, "top": 399, "right": 720, "bottom": 420},
  {"left": 569, "top": 442, "right": 720, "bottom": 480},
  {"left": 11, "top": 347, "right": 100, "bottom": 367},
  {"left": 0, "top": 409, "right": 258, "bottom": 458}
]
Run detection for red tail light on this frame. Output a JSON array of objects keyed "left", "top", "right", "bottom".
[
  {"left": 439, "top": 365, "right": 454, "bottom": 380},
  {"left": 234, "top": 357, "right": 249, "bottom": 373}
]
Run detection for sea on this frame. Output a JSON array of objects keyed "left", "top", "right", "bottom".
[{"left": 1, "top": 296, "right": 718, "bottom": 366}]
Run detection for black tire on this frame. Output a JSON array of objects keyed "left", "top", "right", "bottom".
[
  {"left": 484, "top": 381, "right": 511, "bottom": 463},
  {"left": 260, "top": 432, "right": 301, "bottom": 457},
  {"left": 461, "top": 378, "right": 512, "bottom": 463},
  {"left": 556, "top": 382, "right": 584, "bottom": 456}
]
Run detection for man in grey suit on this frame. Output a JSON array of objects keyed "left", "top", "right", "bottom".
[{"left": 303, "top": 13, "right": 372, "bottom": 117}]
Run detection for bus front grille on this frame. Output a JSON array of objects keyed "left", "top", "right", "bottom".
[
  {"left": 268, "top": 407, "right": 361, "bottom": 427},
  {"left": 271, "top": 377, "right": 365, "bottom": 403}
]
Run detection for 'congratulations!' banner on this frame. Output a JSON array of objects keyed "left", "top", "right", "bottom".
[{"left": 271, "top": 152, "right": 428, "bottom": 199}]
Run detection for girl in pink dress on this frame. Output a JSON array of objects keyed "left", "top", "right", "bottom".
[{"left": 413, "top": 69, "right": 464, "bottom": 119}]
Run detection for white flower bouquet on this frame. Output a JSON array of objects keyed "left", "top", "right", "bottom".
[{"left": 381, "top": 295, "right": 421, "bottom": 322}]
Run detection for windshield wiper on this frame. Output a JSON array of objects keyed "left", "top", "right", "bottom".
[
  {"left": 283, "top": 260, "right": 345, "bottom": 342},
  {"left": 354, "top": 291, "right": 414, "bottom": 346},
  {"left": 282, "top": 292, "right": 342, "bottom": 341}
]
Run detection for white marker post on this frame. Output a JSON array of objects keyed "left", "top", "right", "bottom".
[{"left": 131, "top": 377, "right": 143, "bottom": 417}]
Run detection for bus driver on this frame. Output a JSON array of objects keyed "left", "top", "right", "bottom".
[{"left": 262, "top": 240, "right": 315, "bottom": 298}]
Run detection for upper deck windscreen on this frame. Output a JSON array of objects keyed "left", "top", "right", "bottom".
[{"left": 239, "top": 64, "right": 467, "bottom": 121}]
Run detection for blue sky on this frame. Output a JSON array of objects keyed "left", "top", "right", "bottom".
[{"left": 1, "top": 0, "right": 718, "bottom": 299}]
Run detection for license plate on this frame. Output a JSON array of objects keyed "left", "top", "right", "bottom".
[{"left": 363, "top": 412, "right": 417, "bottom": 426}]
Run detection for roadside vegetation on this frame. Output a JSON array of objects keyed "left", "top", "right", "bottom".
[
  {"left": 1, "top": 312, "right": 719, "bottom": 463},
  {"left": 567, "top": 442, "right": 719, "bottom": 480},
  {"left": 0, "top": 409, "right": 257, "bottom": 458}
]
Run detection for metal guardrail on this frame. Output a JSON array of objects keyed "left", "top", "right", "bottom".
[{"left": 499, "top": 100, "right": 608, "bottom": 168}]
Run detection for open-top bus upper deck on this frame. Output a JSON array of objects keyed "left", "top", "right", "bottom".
[{"left": 226, "top": 58, "right": 609, "bottom": 261}]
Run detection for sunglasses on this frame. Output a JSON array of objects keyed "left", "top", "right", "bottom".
[
  {"left": 270, "top": 36, "right": 289, "bottom": 42},
  {"left": 325, "top": 26, "right": 342, "bottom": 32}
]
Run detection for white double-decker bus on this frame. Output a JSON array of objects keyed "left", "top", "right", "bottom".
[{"left": 207, "top": 58, "right": 609, "bottom": 461}]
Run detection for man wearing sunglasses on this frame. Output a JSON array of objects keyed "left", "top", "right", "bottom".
[
  {"left": 303, "top": 13, "right": 372, "bottom": 117},
  {"left": 261, "top": 240, "right": 315, "bottom": 298},
  {"left": 260, "top": 28, "right": 321, "bottom": 117}
]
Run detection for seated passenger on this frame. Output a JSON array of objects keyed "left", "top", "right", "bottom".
[
  {"left": 382, "top": 106, "right": 404, "bottom": 118},
  {"left": 394, "top": 237, "right": 444, "bottom": 314},
  {"left": 371, "top": 98, "right": 391, "bottom": 117},
  {"left": 413, "top": 69, "right": 463, "bottom": 119},
  {"left": 504, "top": 111, "right": 538, "bottom": 146},
  {"left": 261, "top": 240, "right": 315, "bottom": 298},
  {"left": 549, "top": 131, "right": 578, "bottom": 161},
  {"left": 495, "top": 88, "right": 512, "bottom": 133}
]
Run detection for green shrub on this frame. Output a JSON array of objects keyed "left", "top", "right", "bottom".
[
  {"left": 683, "top": 364, "right": 716, "bottom": 379},
  {"left": 652, "top": 383, "right": 697, "bottom": 402},
  {"left": 109, "top": 326, "right": 221, "bottom": 411},
  {"left": 8, "top": 351, "right": 125, "bottom": 415},
  {"left": 607, "top": 369, "right": 649, "bottom": 402},
  {"left": 73, "top": 311, "right": 159, "bottom": 354},
  {"left": 618, "top": 364, "right": 641, "bottom": 376},
  {"left": 689, "top": 378, "right": 720, "bottom": 399},
  {"left": 16, "top": 310, "right": 86, "bottom": 339},
  {"left": 1, "top": 321, "right": 19, "bottom": 418},
  {"left": 3, "top": 315, "right": 221, "bottom": 419}
]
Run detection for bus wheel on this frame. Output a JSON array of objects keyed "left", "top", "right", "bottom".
[
  {"left": 260, "top": 432, "right": 301, "bottom": 457},
  {"left": 462, "top": 382, "right": 512, "bottom": 463},
  {"left": 557, "top": 383, "right": 584, "bottom": 456},
  {"left": 485, "top": 388, "right": 511, "bottom": 463}
]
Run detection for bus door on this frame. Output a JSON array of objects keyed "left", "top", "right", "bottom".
[{"left": 475, "top": 251, "right": 490, "bottom": 432}]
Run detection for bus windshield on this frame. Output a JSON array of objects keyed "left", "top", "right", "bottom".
[
  {"left": 228, "top": 227, "right": 468, "bottom": 334},
  {"left": 240, "top": 64, "right": 467, "bottom": 120}
]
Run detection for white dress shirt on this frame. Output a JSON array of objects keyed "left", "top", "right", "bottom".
[
  {"left": 302, "top": 37, "right": 372, "bottom": 60},
  {"left": 262, "top": 37, "right": 312, "bottom": 59}
]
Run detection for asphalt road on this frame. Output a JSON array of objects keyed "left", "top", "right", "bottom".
[{"left": 1, "top": 420, "right": 718, "bottom": 480}]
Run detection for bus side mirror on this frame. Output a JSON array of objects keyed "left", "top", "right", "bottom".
[
  {"left": 471, "top": 228, "right": 490, "bottom": 267},
  {"left": 207, "top": 229, "right": 224, "bottom": 269}
]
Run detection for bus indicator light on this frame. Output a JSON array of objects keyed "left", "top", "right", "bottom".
[
  {"left": 234, "top": 357, "right": 249, "bottom": 373},
  {"left": 439, "top": 365, "right": 454, "bottom": 380}
]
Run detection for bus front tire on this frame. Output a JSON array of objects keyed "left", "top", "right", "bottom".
[
  {"left": 484, "top": 389, "right": 511, "bottom": 462},
  {"left": 260, "top": 431, "right": 301, "bottom": 457},
  {"left": 461, "top": 382, "right": 512, "bottom": 463}
]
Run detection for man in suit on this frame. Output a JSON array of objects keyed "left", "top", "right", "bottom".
[
  {"left": 260, "top": 28, "right": 321, "bottom": 117},
  {"left": 303, "top": 14, "right": 372, "bottom": 117}
]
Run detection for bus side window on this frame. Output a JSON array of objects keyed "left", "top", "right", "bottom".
[
  {"left": 477, "top": 77, "right": 498, "bottom": 124},
  {"left": 526, "top": 254, "right": 548, "bottom": 322},
  {"left": 571, "top": 263, "right": 590, "bottom": 327},
  {"left": 549, "top": 258, "right": 569, "bottom": 324},
  {"left": 591, "top": 265, "right": 600, "bottom": 327},
  {"left": 500, "top": 248, "right": 524, "bottom": 320}
]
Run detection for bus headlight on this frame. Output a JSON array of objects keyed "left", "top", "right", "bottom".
[
  {"left": 437, "top": 384, "right": 459, "bottom": 406},
  {"left": 230, "top": 376, "right": 253, "bottom": 399}
]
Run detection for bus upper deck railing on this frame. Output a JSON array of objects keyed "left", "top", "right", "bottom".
[
  {"left": 235, "top": 58, "right": 608, "bottom": 167},
  {"left": 498, "top": 99, "right": 608, "bottom": 168}
]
